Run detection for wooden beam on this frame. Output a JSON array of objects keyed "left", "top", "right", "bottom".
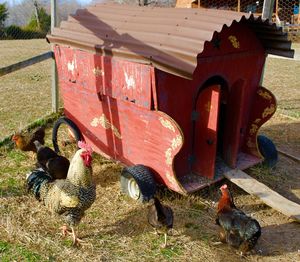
[
  {"left": 51, "top": 0, "right": 59, "bottom": 113},
  {"left": 224, "top": 169, "right": 300, "bottom": 222},
  {"left": 0, "top": 51, "right": 53, "bottom": 77},
  {"left": 237, "top": 0, "right": 240, "bottom": 12},
  {"left": 277, "top": 149, "right": 300, "bottom": 163}
]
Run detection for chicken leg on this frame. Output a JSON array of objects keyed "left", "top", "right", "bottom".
[
  {"left": 160, "top": 233, "right": 167, "bottom": 248},
  {"left": 71, "top": 226, "right": 85, "bottom": 246}
]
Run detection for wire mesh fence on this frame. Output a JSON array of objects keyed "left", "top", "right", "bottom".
[
  {"left": 176, "top": 0, "right": 300, "bottom": 41},
  {"left": 0, "top": 0, "right": 95, "bottom": 141},
  {"left": 1, "top": 1, "right": 55, "bottom": 140}
]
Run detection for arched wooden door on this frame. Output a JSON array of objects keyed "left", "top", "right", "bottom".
[{"left": 192, "top": 85, "right": 221, "bottom": 179}]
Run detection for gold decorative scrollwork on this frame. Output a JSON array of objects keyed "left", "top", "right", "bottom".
[
  {"left": 247, "top": 138, "right": 256, "bottom": 149},
  {"left": 249, "top": 124, "right": 258, "bottom": 135},
  {"left": 165, "top": 148, "right": 172, "bottom": 166},
  {"left": 171, "top": 135, "right": 183, "bottom": 150},
  {"left": 257, "top": 90, "right": 272, "bottom": 100},
  {"left": 91, "top": 114, "right": 122, "bottom": 139},
  {"left": 205, "top": 101, "right": 212, "bottom": 113},
  {"left": 254, "top": 118, "right": 261, "bottom": 124},
  {"left": 165, "top": 171, "right": 180, "bottom": 190},
  {"left": 262, "top": 104, "right": 276, "bottom": 118},
  {"left": 228, "top": 35, "right": 240, "bottom": 49},
  {"left": 159, "top": 117, "right": 175, "bottom": 132}
]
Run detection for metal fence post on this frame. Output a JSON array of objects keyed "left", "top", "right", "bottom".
[
  {"left": 262, "top": 0, "right": 276, "bottom": 20},
  {"left": 51, "top": 0, "right": 59, "bottom": 113}
]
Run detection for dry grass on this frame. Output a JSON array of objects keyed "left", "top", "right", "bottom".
[
  {"left": 0, "top": 41, "right": 299, "bottom": 261},
  {"left": 0, "top": 39, "right": 55, "bottom": 140},
  {"left": 1, "top": 118, "right": 300, "bottom": 261}
]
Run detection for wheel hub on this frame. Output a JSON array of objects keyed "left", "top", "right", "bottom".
[{"left": 128, "top": 178, "right": 140, "bottom": 200}]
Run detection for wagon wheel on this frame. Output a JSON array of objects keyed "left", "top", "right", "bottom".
[
  {"left": 257, "top": 135, "right": 278, "bottom": 168},
  {"left": 120, "top": 165, "right": 157, "bottom": 203},
  {"left": 52, "top": 117, "right": 81, "bottom": 159}
]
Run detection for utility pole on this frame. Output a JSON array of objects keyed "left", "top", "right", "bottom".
[
  {"left": 51, "top": 0, "right": 59, "bottom": 113},
  {"left": 262, "top": 0, "right": 275, "bottom": 20}
]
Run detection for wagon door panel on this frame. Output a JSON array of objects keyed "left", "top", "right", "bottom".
[{"left": 193, "top": 85, "right": 220, "bottom": 179}]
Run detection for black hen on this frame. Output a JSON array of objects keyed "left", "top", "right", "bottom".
[
  {"left": 216, "top": 184, "right": 261, "bottom": 255},
  {"left": 147, "top": 197, "right": 173, "bottom": 248},
  {"left": 34, "top": 140, "right": 70, "bottom": 180}
]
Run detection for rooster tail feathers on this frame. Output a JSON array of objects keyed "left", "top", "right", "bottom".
[{"left": 26, "top": 169, "right": 52, "bottom": 200}]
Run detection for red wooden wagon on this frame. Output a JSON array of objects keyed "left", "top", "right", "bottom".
[{"left": 47, "top": 3, "right": 294, "bottom": 201}]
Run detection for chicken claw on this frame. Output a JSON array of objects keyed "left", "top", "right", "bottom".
[
  {"left": 60, "top": 225, "right": 71, "bottom": 237},
  {"left": 71, "top": 226, "right": 85, "bottom": 246}
]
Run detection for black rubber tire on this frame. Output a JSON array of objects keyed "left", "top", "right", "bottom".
[
  {"left": 52, "top": 117, "right": 81, "bottom": 153},
  {"left": 257, "top": 135, "right": 278, "bottom": 168},
  {"left": 120, "top": 164, "right": 157, "bottom": 203}
]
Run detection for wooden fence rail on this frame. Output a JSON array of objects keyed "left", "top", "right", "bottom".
[{"left": 0, "top": 51, "right": 53, "bottom": 77}]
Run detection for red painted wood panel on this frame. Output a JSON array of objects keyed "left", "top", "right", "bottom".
[
  {"left": 193, "top": 85, "right": 220, "bottom": 179},
  {"left": 54, "top": 46, "right": 152, "bottom": 109},
  {"left": 55, "top": 47, "right": 186, "bottom": 194}
]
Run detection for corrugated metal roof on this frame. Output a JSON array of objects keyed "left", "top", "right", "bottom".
[{"left": 47, "top": 3, "right": 294, "bottom": 79}]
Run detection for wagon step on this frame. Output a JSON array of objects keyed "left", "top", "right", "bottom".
[{"left": 224, "top": 169, "right": 300, "bottom": 223}]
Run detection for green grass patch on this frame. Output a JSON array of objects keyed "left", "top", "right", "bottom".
[
  {"left": 6, "top": 150, "right": 27, "bottom": 162},
  {"left": 0, "top": 241, "right": 42, "bottom": 262},
  {"left": 0, "top": 176, "right": 24, "bottom": 197},
  {"left": 160, "top": 245, "right": 183, "bottom": 260}
]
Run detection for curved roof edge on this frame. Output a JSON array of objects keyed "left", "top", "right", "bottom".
[{"left": 47, "top": 3, "right": 294, "bottom": 79}]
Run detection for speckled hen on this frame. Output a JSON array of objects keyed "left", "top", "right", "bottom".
[{"left": 27, "top": 141, "right": 96, "bottom": 245}]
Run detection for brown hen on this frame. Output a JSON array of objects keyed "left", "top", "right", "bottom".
[{"left": 12, "top": 126, "right": 45, "bottom": 152}]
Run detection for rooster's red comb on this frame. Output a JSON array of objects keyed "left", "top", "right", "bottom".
[
  {"left": 220, "top": 184, "right": 228, "bottom": 190},
  {"left": 78, "top": 141, "right": 93, "bottom": 154}
]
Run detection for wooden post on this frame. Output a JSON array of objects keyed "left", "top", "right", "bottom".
[
  {"left": 198, "top": 0, "right": 200, "bottom": 8},
  {"left": 237, "top": 0, "right": 240, "bottom": 12},
  {"left": 275, "top": 0, "right": 278, "bottom": 16},
  {"left": 51, "top": 0, "right": 59, "bottom": 113},
  {"left": 262, "top": 0, "right": 276, "bottom": 20},
  {"left": 33, "top": 1, "right": 40, "bottom": 30}
]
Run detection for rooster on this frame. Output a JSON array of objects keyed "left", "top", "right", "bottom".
[
  {"left": 12, "top": 126, "right": 45, "bottom": 152},
  {"left": 34, "top": 140, "right": 69, "bottom": 180},
  {"left": 216, "top": 184, "right": 261, "bottom": 256},
  {"left": 26, "top": 141, "right": 96, "bottom": 245},
  {"left": 147, "top": 197, "right": 174, "bottom": 248}
]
